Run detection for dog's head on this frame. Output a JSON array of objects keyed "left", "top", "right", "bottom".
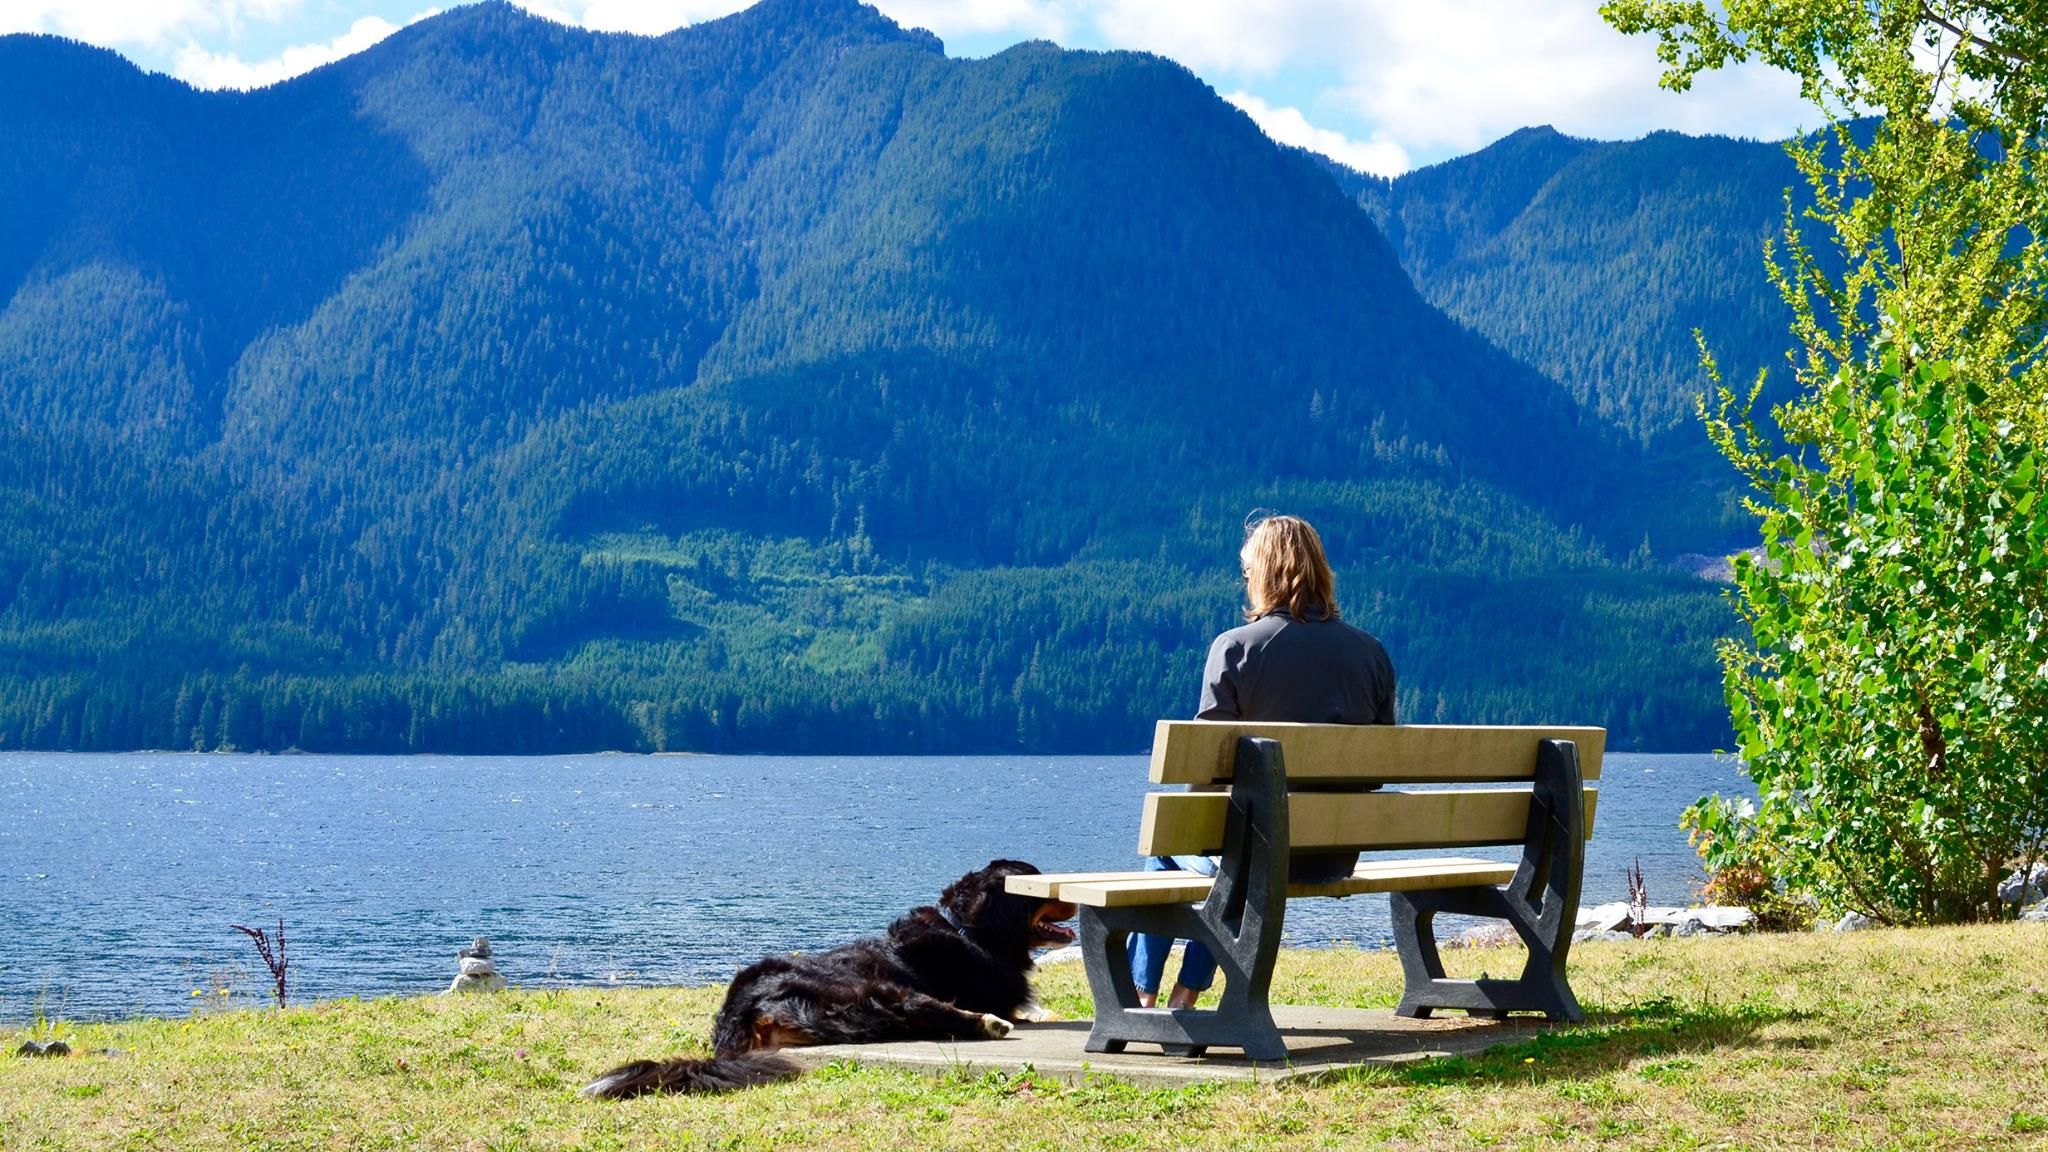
[{"left": 938, "top": 859, "right": 1079, "bottom": 955}]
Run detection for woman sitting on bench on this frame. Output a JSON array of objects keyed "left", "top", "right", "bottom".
[{"left": 1134, "top": 512, "right": 1398, "bottom": 1010}]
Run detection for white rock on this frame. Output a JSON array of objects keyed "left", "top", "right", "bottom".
[
  {"left": 1572, "top": 929, "right": 1636, "bottom": 943},
  {"left": 1576, "top": 902, "right": 1633, "bottom": 933},
  {"left": 1447, "top": 923, "right": 1521, "bottom": 949},
  {"left": 1670, "top": 920, "right": 1705, "bottom": 938},
  {"left": 2022, "top": 899, "right": 2048, "bottom": 923},
  {"left": 458, "top": 956, "right": 498, "bottom": 977},
  {"left": 2000, "top": 863, "right": 2048, "bottom": 905},
  {"left": 1833, "top": 911, "right": 1873, "bottom": 932},
  {"left": 1687, "top": 906, "right": 1756, "bottom": 931},
  {"left": 1636, "top": 906, "right": 1689, "bottom": 926},
  {"left": 447, "top": 972, "right": 507, "bottom": 994}
]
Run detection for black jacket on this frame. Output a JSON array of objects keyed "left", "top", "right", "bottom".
[{"left": 1196, "top": 609, "right": 1396, "bottom": 725}]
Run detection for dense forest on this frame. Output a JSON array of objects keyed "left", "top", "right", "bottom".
[
  {"left": 0, "top": 0, "right": 1798, "bottom": 754},
  {"left": 1329, "top": 126, "right": 1814, "bottom": 448}
]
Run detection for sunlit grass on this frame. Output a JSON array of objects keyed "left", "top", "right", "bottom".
[{"left": 4, "top": 923, "right": 2045, "bottom": 1149}]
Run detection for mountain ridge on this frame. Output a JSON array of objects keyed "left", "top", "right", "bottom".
[{"left": 0, "top": 1, "right": 1740, "bottom": 754}]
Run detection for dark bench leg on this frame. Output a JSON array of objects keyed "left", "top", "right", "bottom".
[
  {"left": 1079, "top": 905, "right": 1287, "bottom": 1060},
  {"left": 1390, "top": 887, "right": 1582, "bottom": 1020},
  {"left": 1391, "top": 738, "right": 1586, "bottom": 1022},
  {"left": 1078, "top": 910, "right": 1137, "bottom": 1053},
  {"left": 1078, "top": 736, "right": 1292, "bottom": 1061}
]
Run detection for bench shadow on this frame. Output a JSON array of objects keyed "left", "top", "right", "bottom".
[
  {"left": 786, "top": 998, "right": 1821, "bottom": 1089},
  {"left": 1315, "top": 996, "right": 1823, "bottom": 1087}
]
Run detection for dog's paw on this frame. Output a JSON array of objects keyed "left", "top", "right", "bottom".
[
  {"left": 1012, "top": 1000, "right": 1057, "bottom": 1023},
  {"left": 978, "top": 1013, "right": 1015, "bottom": 1040}
]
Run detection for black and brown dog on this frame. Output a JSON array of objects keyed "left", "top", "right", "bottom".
[{"left": 582, "top": 859, "right": 1078, "bottom": 1099}]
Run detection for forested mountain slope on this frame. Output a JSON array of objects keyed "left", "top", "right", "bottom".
[
  {"left": 1332, "top": 126, "right": 1811, "bottom": 447},
  {"left": 0, "top": 0, "right": 1733, "bottom": 754}
]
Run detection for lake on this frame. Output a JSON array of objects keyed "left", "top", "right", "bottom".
[{"left": 0, "top": 751, "right": 1747, "bottom": 1022}]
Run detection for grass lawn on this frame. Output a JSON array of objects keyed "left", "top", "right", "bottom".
[{"left": 5, "top": 923, "right": 2047, "bottom": 1150}]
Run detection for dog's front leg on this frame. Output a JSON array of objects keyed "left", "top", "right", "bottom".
[{"left": 891, "top": 990, "right": 1013, "bottom": 1040}]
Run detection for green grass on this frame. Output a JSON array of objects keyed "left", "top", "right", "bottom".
[{"left": 5, "top": 924, "right": 2047, "bottom": 1150}]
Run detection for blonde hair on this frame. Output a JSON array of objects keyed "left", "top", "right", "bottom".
[{"left": 1240, "top": 514, "right": 1338, "bottom": 622}]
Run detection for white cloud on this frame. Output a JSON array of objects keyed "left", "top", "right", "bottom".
[
  {"left": 530, "top": 0, "right": 749, "bottom": 36},
  {"left": 1085, "top": 0, "right": 1370, "bottom": 76},
  {"left": 1225, "top": 91, "right": 1408, "bottom": 176},
  {"left": 873, "top": 0, "right": 1069, "bottom": 42},
  {"left": 173, "top": 13, "right": 428, "bottom": 90},
  {"left": 1332, "top": 0, "right": 1814, "bottom": 158},
  {"left": 499, "top": 0, "right": 1812, "bottom": 164},
  {"left": 846, "top": 0, "right": 1821, "bottom": 169},
  {"left": 511, "top": 0, "right": 1067, "bottom": 41},
  {"left": 0, "top": 0, "right": 297, "bottom": 49},
  {"left": 875, "top": 0, "right": 1814, "bottom": 170}
]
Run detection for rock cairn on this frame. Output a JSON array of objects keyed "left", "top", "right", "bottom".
[{"left": 446, "top": 936, "right": 507, "bottom": 994}]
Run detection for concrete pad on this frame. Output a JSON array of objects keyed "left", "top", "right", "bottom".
[{"left": 781, "top": 1006, "right": 1549, "bottom": 1087}]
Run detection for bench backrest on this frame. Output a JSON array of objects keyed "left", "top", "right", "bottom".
[{"left": 1138, "top": 722, "right": 1604, "bottom": 857}]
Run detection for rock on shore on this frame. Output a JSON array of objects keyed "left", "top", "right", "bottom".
[{"left": 1567, "top": 903, "right": 1754, "bottom": 943}]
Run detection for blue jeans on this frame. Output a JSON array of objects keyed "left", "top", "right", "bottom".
[{"left": 1129, "top": 856, "right": 1218, "bottom": 995}]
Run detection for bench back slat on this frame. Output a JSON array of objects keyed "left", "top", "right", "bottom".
[
  {"left": 1137, "top": 787, "right": 1600, "bottom": 856},
  {"left": 1148, "top": 722, "right": 1606, "bottom": 786}
]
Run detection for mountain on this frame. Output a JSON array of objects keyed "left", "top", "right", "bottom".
[
  {"left": 1331, "top": 126, "right": 1811, "bottom": 448},
  {"left": 0, "top": 0, "right": 1733, "bottom": 754}
]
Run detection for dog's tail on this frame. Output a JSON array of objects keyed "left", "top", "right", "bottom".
[{"left": 580, "top": 1051, "right": 799, "bottom": 1099}]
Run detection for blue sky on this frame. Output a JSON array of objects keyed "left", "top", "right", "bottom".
[{"left": 3, "top": 0, "right": 1824, "bottom": 174}]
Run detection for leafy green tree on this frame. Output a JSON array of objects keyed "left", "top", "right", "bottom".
[
  {"left": 1701, "top": 337, "right": 2048, "bottom": 922},
  {"left": 1605, "top": 0, "right": 2048, "bottom": 920},
  {"left": 1603, "top": 1, "right": 2047, "bottom": 430}
]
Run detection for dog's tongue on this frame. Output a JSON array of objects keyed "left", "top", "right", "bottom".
[{"left": 1037, "top": 922, "right": 1078, "bottom": 946}]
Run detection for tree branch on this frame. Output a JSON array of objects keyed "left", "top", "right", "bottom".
[{"left": 1920, "top": 5, "right": 2032, "bottom": 65}]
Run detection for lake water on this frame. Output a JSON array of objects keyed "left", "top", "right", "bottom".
[{"left": 0, "top": 751, "right": 1747, "bottom": 1022}]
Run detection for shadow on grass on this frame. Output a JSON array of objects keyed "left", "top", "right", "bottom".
[{"left": 1322, "top": 995, "right": 1821, "bottom": 1088}]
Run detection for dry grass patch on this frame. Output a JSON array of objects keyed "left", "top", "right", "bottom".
[{"left": 4, "top": 924, "right": 2046, "bottom": 1150}]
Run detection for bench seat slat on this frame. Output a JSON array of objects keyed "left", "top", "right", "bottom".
[
  {"left": 1003, "top": 871, "right": 1158, "bottom": 899},
  {"left": 1150, "top": 722, "right": 1606, "bottom": 785},
  {"left": 1138, "top": 787, "right": 1598, "bottom": 857},
  {"left": 1048, "top": 859, "right": 1521, "bottom": 908},
  {"left": 1007, "top": 857, "right": 1520, "bottom": 907}
]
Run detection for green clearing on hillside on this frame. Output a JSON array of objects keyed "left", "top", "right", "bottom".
[{"left": 5, "top": 925, "right": 2045, "bottom": 1150}]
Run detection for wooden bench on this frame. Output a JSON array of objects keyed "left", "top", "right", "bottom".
[{"left": 1007, "top": 722, "right": 1604, "bottom": 1060}]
